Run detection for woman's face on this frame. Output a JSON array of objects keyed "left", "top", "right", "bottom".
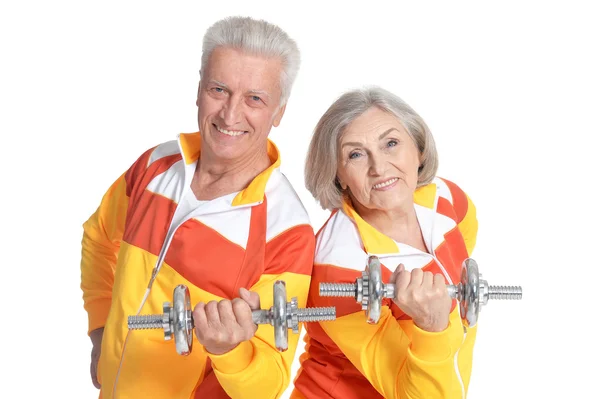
[{"left": 337, "top": 107, "right": 422, "bottom": 212}]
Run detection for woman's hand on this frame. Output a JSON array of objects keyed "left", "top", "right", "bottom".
[{"left": 389, "top": 264, "right": 452, "bottom": 332}]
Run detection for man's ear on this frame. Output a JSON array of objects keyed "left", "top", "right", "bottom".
[
  {"left": 272, "top": 104, "right": 287, "bottom": 127},
  {"left": 195, "top": 80, "right": 202, "bottom": 107}
]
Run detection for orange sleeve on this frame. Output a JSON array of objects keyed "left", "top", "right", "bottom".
[
  {"left": 80, "top": 173, "right": 129, "bottom": 334},
  {"left": 440, "top": 178, "right": 478, "bottom": 256}
]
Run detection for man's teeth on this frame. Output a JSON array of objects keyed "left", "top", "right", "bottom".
[
  {"left": 216, "top": 126, "right": 245, "bottom": 136},
  {"left": 373, "top": 178, "right": 398, "bottom": 189}
]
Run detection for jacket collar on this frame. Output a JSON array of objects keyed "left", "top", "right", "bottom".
[
  {"left": 177, "top": 132, "right": 281, "bottom": 207},
  {"left": 341, "top": 182, "right": 439, "bottom": 255}
]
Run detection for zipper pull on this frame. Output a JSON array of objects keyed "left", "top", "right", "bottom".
[{"left": 147, "top": 267, "right": 159, "bottom": 289}]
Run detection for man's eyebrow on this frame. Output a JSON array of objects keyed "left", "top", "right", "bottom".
[
  {"left": 248, "top": 89, "right": 271, "bottom": 99},
  {"left": 208, "top": 80, "right": 272, "bottom": 99},
  {"left": 208, "top": 79, "right": 229, "bottom": 89}
]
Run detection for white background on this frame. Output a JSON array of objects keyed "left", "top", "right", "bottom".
[{"left": 1, "top": 1, "right": 599, "bottom": 398}]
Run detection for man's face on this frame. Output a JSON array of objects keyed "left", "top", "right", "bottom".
[{"left": 197, "top": 47, "right": 286, "bottom": 162}]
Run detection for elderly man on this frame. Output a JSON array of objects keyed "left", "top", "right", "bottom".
[{"left": 80, "top": 16, "right": 315, "bottom": 398}]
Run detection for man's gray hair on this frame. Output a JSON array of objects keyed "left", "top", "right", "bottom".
[
  {"left": 200, "top": 16, "right": 301, "bottom": 106},
  {"left": 305, "top": 86, "right": 439, "bottom": 210}
]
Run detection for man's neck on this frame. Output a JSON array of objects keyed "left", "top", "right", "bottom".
[{"left": 190, "top": 149, "right": 272, "bottom": 201}]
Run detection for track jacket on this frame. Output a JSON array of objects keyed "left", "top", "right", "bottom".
[
  {"left": 292, "top": 177, "right": 478, "bottom": 399},
  {"left": 80, "top": 132, "right": 315, "bottom": 398}
]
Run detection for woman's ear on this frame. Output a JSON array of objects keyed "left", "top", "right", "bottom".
[
  {"left": 335, "top": 177, "right": 347, "bottom": 191},
  {"left": 418, "top": 153, "right": 425, "bottom": 172}
]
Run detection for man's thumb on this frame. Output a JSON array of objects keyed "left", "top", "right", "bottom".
[{"left": 239, "top": 287, "right": 261, "bottom": 311}]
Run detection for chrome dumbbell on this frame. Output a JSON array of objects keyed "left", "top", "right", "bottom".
[
  {"left": 319, "top": 256, "right": 522, "bottom": 327},
  {"left": 128, "top": 280, "right": 336, "bottom": 355}
]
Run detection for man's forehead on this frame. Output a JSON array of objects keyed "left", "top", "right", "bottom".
[{"left": 204, "top": 47, "right": 282, "bottom": 87}]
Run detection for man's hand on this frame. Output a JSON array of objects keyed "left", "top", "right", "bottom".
[
  {"left": 193, "top": 288, "right": 261, "bottom": 355},
  {"left": 89, "top": 327, "right": 104, "bottom": 389}
]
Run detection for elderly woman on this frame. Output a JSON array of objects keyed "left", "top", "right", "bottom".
[{"left": 292, "top": 87, "right": 478, "bottom": 399}]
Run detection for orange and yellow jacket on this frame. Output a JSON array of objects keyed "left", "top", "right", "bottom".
[
  {"left": 292, "top": 177, "right": 478, "bottom": 399},
  {"left": 80, "top": 132, "right": 315, "bottom": 399}
]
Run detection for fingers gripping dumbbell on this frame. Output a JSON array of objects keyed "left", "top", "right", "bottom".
[
  {"left": 319, "top": 256, "right": 522, "bottom": 327},
  {"left": 128, "top": 280, "right": 336, "bottom": 355}
]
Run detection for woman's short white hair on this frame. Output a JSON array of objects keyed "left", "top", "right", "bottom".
[
  {"left": 305, "top": 86, "right": 439, "bottom": 210},
  {"left": 200, "top": 16, "right": 301, "bottom": 106}
]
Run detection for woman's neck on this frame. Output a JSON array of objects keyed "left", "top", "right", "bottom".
[{"left": 354, "top": 200, "right": 428, "bottom": 252}]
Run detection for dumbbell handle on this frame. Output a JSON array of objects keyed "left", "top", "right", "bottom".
[
  {"left": 319, "top": 282, "right": 456, "bottom": 300},
  {"left": 129, "top": 308, "right": 336, "bottom": 329},
  {"left": 320, "top": 281, "right": 522, "bottom": 301},
  {"left": 251, "top": 308, "right": 337, "bottom": 324}
]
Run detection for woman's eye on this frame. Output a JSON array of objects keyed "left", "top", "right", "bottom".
[
  {"left": 387, "top": 140, "right": 398, "bottom": 147},
  {"left": 349, "top": 152, "right": 361, "bottom": 159},
  {"left": 251, "top": 95, "right": 261, "bottom": 102}
]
